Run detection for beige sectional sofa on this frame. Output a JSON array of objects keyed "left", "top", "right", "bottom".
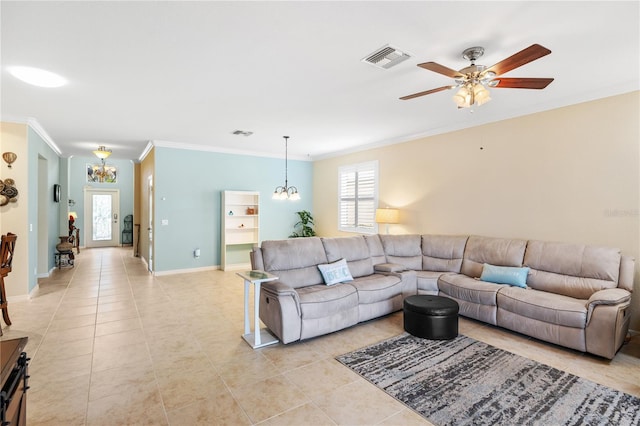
[{"left": 250, "top": 234, "right": 635, "bottom": 359}]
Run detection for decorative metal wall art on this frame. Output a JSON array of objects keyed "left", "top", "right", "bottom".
[{"left": 0, "top": 179, "right": 18, "bottom": 206}]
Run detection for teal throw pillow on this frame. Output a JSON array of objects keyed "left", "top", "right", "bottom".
[
  {"left": 480, "top": 263, "right": 529, "bottom": 288},
  {"left": 318, "top": 258, "right": 354, "bottom": 286}
]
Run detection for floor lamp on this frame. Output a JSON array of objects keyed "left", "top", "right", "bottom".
[{"left": 375, "top": 208, "right": 399, "bottom": 234}]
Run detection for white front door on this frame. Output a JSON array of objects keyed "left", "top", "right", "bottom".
[{"left": 84, "top": 189, "right": 120, "bottom": 248}]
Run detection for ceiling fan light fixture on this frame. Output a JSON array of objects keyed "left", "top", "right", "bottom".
[
  {"left": 474, "top": 84, "right": 491, "bottom": 106},
  {"left": 453, "top": 86, "right": 471, "bottom": 108},
  {"left": 401, "top": 44, "right": 553, "bottom": 109}
]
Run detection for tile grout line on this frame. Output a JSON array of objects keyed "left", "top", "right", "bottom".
[{"left": 85, "top": 249, "right": 103, "bottom": 426}]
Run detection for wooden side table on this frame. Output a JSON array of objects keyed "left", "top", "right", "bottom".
[{"left": 237, "top": 270, "right": 279, "bottom": 349}]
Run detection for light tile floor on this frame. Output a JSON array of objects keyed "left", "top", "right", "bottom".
[{"left": 1, "top": 247, "right": 638, "bottom": 425}]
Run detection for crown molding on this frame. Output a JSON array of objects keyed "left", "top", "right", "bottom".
[
  {"left": 1, "top": 115, "right": 62, "bottom": 156},
  {"left": 145, "top": 139, "right": 312, "bottom": 161},
  {"left": 312, "top": 86, "right": 640, "bottom": 161}
]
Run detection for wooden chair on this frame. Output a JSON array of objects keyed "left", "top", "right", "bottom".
[{"left": 0, "top": 233, "right": 17, "bottom": 334}]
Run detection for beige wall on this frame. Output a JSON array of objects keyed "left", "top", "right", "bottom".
[
  {"left": 138, "top": 148, "right": 154, "bottom": 269},
  {"left": 313, "top": 91, "right": 640, "bottom": 330},
  {"left": 133, "top": 162, "right": 141, "bottom": 256},
  {"left": 0, "top": 122, "right": 30, "bottom": 297}
]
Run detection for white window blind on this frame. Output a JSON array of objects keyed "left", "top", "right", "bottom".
[{"left": 338, "top": 161, "right": 378, "bottom": 233}]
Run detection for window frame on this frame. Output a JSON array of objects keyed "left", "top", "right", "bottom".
[{"left": 337, "top": 160, "right": 379, "bottom": 234}]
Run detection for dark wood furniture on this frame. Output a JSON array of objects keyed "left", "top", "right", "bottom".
[
  {"left": 1, "top": 337, "right": 29, "bottom": 426},
  {"left": 122, "top": 215, "right": 133, "bottom": 246},
  {"left": 0, "top": 233, "right": 17, "bottom": 335}
]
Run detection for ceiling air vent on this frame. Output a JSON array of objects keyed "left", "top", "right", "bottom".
[
  {"left": 231, "top": 130, "right": 253, "bottom": 137},
  {"left": 362, "top": 45, "right": 411, "bottom": 69}
]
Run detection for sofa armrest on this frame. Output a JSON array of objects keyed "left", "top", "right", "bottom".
[
  {"left": 373, "top": 267, "right": 417, "bottom": 297},
  {"left": 262, "top": 280, "right": 300, "bottom": 300},
  {"left": 586, "top": 288, "right": 631, "bottom": 325},
  {"left": 618, "top": 255, "right": 635, "bottom": 292},
  {"left": 585, "top": 288, "right": 632, "bottom": 359},
  {"left": 587, "top": 288, "right": 631, "bottom": 306},
  {"left": 374, "top": 263, "right": 407, "bottom": 273},
  {"left": 250, "top": 246, "right": 264, "bottom": 270}
]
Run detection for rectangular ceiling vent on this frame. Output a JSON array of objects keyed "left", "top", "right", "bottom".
[
  {"left": 231, "top": 130, "right": 253, "bottom": 137},
  {"left": 362, "top": 45, "right": 411, "bottom": 69}
]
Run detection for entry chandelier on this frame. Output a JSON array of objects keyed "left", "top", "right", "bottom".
[
  {"left": 93, "top": 145, "right": 112, "bottom": 160},
  {"left": 272, "top": 136, "right": 300, "bottom": 200},
  {"left": 92, "top": 145, "right": 114, "bottom": 183}
]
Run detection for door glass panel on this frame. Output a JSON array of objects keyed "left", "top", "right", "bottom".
[{"left": 93, "top": 194, "right": 112, "bottom": 241}]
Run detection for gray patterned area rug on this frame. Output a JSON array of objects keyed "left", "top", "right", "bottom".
[{"left": 336, "top": 333, "right": 640, "bottom": 426}]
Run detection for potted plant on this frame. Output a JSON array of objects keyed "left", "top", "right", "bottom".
[{"left": 290, "top": 210, "right": 317, "bottom": 238}]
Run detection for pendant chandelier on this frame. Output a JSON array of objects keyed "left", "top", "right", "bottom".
[
  {"left": 92, "top": 145, "right": 114, "bottom": 183},
  {"left": 272, "top": 136, "right": 300, "bottom": 200},
  {"left": 93, "top": 145, "right": 112, "bottom": 160}
]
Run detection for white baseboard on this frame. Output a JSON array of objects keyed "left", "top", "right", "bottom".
[
  {"left": 153, "top": 265, "right": 220, "bottom": 276},
  {"left": 221, "top": 263, "right": 252, "bottom": 271}
]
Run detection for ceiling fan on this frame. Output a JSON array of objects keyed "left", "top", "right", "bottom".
[{"left": 400, "top": 44, "right": 554, "bottom": 108}]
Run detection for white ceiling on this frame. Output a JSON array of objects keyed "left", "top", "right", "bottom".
[{"left": 1, "top": 1, "right": 638, "bottom": 162}]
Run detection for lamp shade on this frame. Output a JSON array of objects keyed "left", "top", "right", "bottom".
[
  {"left": 93, "top": 146, "right": 112, "bottom": 160},
  {"left": 375, "top": 208, "right": 399, "bottom": 224}
]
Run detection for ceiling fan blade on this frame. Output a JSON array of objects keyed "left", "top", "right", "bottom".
[
  {"left": 418, "top": 62, "right": 464, "bottom": 79},
  {"left": 400, "top": 86, "right": 454, "bottom": 100},
  {"left": 491, "top": 77, "right": 554, "bottom": 89},
  {"left": 486, "top": 44, "right": 551, "bottom": 76}
]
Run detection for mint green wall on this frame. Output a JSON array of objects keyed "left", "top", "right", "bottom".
[
  {"left": 68, "top": 156, "right": 135, "bottom": 246},
  {"left": 153, "top": 147, "right": 313, "bottom": 272},
  {"left": 28, "top": 127, "right": 60, "bottom": 290}
]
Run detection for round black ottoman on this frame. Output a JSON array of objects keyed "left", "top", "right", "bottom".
[{"left": 403, "top": 295, "right": 459, "bottom": 340}]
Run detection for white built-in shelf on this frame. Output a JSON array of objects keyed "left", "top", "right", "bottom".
[{"left": 221, "top": 190, "right": 260, "bottom": 270}]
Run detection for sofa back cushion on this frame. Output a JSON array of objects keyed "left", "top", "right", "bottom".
[
  {"left": 524, "top": 240, "right": 620, "bottom": 299},
  {"left": 364, "top": 234, "right": 386, "bottom": 266},
  {"left": 422, "top": 235, "right": 468, "bottom": 272},
  {"left": 379, "top": 234, "right": 422, "bottom": 270},
  {"left": 461, "top": 236, "right": 527, "bottom": 278},
  {"left": 261, "top": 237, "right": 328, "bottom": 288},
  {"left": 321, "top": 236, "right": 374, "bottom": 278}
]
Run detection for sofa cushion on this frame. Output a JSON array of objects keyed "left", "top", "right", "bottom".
[
  {"left": 321, "top": 236, "right": 374, "bottom": 278},
  {"left": 480, "top": 264, "right": 529, "bottom": 288},
  {"left": 379, "top": 234, "right": 422, "bottom": 270},
  {"left": 438, "top": 273, "right": 503, "bottom": 306},
  {"left": 461, "top": 236, "right": 527, "bottom": 278},
  {"left": 296, "top": 283, "right": 358, "bottom": 320},
  {"left": 349, "top": 274, "right": 403, "bottom": 304},
  {"left": 523, "top": 240, "right": 621, "bottom": 299},
  {"left": 318, "top": 258, "right": 353, "bottom": 285},
  {"left": 497, "top": 286, "right": 587, "bottom": 328},
  {"left": 422, "top": 234, "right": 468, "bottom": 272},
  {"left": 364, "top": 234, "right": 387, "bottom": 266},
  {"left": 416, "top": 270, "right": 448, "bottom": 294},
  {"left": 261, "top": 237, "right": 328, "bottom": 288}
]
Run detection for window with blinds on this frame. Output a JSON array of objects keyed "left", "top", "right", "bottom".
[{"left": 338, "top": 161, "right": 378, "bottom": 233}]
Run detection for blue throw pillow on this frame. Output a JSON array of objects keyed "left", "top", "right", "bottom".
[
  {"left": 480, "top": 263, "right": 529, "bottom": 288},
  {"left": 318, "top": 258, "right": 354, "bottom": 286}
]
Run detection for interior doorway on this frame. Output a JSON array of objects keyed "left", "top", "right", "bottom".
[
  {"left": 37, "top": 156, "right": 48, "bottom": 275},
  {"left": 84, "top": 188, "right": 120, "bottom": 248},
  {"left": 147, "top": 175, "right": 153, "bottom": 272}
]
